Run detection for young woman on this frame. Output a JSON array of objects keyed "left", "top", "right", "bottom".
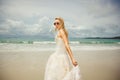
[{"left": 44, "top": 17, "right": 81, "bottom": 80}]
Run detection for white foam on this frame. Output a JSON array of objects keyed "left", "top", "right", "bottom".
[
  {"left": 33, "top": 41, "right": 55, "bottom": 44},
  {"left": 0, "top": 43, "right": 120, "bottom": 51},
  {"left": 71, "top": 45, "right": 120, "bottom": 50}
]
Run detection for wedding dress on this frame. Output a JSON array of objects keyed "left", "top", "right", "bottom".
[{"left": 44, "top": 31, "right": 81, "bottom": 80}]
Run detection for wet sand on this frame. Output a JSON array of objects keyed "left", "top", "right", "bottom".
[{"left": 0, "top": 49, "right": 120, "bottom": 80}]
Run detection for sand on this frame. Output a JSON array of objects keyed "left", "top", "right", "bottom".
[{"left": 0, "top": 48, "right": 120, "bottom": 80}]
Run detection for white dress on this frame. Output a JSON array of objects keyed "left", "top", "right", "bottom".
[{"left": 44, "top": 32, "right": 81, "bottom": 80}]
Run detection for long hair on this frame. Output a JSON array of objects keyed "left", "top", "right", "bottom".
[{"left": 55, "top": 17, "right": 68, "bottom": 38}]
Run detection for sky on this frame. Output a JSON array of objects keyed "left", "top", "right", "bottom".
[{"left": 0, "top": 0, "right": 120, "bottom": 38}]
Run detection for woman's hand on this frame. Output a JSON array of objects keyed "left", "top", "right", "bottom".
[{"left": 72, "top": 59, "right": 78, "bottom": 67}]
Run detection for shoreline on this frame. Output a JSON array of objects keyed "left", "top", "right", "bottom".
[{"left": 0, "top": 43, "right": 120, "bottom": 51}]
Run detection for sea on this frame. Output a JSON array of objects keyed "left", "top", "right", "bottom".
[
  {"left": 0, "top": 37, "right": 120, "bottom": 51},
  {"left": 0, "top": 37, "right": 120, "bottom": 44}
]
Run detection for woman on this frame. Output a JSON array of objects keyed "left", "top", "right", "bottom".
[{"left": 44, "top": 17, "right": 81, "bottom": 80}]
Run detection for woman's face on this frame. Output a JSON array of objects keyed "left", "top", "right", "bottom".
[{"left": 54, "top": 19, "right": 61, "bottom": 30}]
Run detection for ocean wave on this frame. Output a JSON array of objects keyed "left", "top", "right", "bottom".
[
  {"left": 0, "top": 40, "right": 120, "bottom": 44},
  {"left": 0, "top": 43, "right": 120, "bottom": 51},
  {"left": 33, "top": 41, "right": 56, "bottom": 44}
]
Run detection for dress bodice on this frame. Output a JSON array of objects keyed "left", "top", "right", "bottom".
[{"left": 55, "top": 35, "right": 67, "bottom": 53}]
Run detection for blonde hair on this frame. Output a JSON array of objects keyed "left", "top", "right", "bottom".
[{"left": 55, "top": 17, "right": 68, "bottom": 38}]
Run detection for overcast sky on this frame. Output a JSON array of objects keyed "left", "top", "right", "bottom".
[{"left": 0, "top": 0, "right": 120, "bottom": 38}]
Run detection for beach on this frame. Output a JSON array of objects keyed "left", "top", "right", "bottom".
[{"left": 0, "top": 43, "right": 120, "bottom": 80}]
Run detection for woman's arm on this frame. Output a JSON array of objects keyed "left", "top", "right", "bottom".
[{"left": 59, "top": 30, "right": 78, "bottom": 66}]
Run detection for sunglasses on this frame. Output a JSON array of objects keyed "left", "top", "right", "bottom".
[{"left": 54, "top": 22, "right": 60, "bottom": 25}]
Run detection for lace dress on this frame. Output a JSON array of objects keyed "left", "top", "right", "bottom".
[{"left": 44, "top": 32, "right": 81, "bottom": 80}]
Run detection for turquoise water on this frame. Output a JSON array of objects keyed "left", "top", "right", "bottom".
[
  {"left": 0, "top": 37, "right": 120, "bottom": 45},
  {"left": 71, "top": 38, "right": 120, "bottom": 44}
]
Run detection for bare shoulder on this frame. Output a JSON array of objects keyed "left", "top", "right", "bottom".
[{"left": 59, "top": 29, "right": 65, "bottom": 36}]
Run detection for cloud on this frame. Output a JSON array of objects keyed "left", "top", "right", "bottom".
[{"left": 0, "top": 16, "right": 51, "bottom": 36}]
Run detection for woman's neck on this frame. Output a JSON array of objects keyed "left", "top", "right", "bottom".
[{"left": 57, "top": 28, "right": 62, "bottom": 32}]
